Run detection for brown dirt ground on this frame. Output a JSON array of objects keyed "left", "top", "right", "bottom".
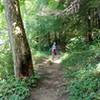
[{"left": 30, "top": 56, "right": 67, "bottom": 100}]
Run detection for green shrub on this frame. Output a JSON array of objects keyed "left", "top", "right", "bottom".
[
  {"left": 0, "top": 43, "right": 13, "bottom": 78},
  {"left": 62, "top": 38, "right": 100, "bottom": 100},
  {"left": 66, "top": 37, "right": 89, "bottom": 52},
  {"left": 0, "top": 74, "right": 39, "bottom": 100},
  {"left": 68, "top": 74, "right": 100, "bottom": 100}
]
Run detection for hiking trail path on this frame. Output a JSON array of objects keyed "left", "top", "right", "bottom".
[{"left": 31, "top": 55, "right": 68, "bottom": 100}]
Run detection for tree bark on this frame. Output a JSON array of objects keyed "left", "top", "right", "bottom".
[
  {"left": 3, "top": 0, "right": 34, "bottom": 78},
  {"left": 47, "top": 32, "right": 51, "bottom": 48},
  {"left": 87, "top": 10, "right": 93, "bottom": 42}
]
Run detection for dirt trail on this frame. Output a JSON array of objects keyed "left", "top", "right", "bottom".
[{"left": 31, "top": 56, "right": 67, "bottom": 100}]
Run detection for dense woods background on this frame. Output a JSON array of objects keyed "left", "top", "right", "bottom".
[{"left": 0, "top": 0, "right": 100, "bottom": 99}]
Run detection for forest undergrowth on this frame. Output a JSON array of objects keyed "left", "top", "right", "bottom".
[
  {"left": 61, "top": 38, "right": 100, "bottom": 100},
  {"left": 0, "top": 35, "right": 40, "bottom": 99}
]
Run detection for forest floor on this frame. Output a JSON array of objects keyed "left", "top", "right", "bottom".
[{"left": 30, "top": 55, "right": 67, "bottom": 100}]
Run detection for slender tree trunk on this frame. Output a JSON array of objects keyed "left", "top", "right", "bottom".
[
  {"left": 87, "top": 10, "right": 93, "bottom": 42},
  {"left": 3, "top": 0, "right": 34, "bottom": 78},
  {"left": 54, "top": 32, "right": 57, "bottom": 43},
  {"left": 47, "top": 32, "right": 51, "bottom": 48}
]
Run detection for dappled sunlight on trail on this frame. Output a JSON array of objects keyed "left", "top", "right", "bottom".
[{"left": 43, "top": 55, "right": 62, "bottom": 64}]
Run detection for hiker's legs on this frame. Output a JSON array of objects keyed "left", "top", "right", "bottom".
[
  {"left": 52, "top": 54, "right": 54, "bottom": 60},
  {"left": 51, "top": 49, "right": 57, "bottom": 60}
]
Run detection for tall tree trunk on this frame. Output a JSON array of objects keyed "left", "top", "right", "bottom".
[
  {"left": 87, "top": 10, "right": 93, "bottom": 42},
  {"left": 54, "top": 32, "right": 57, "bottom": 43},
  {"left": 3, "top": 0, "right": 34, "bottom": 78},
  {"left": 47, "top": 32, "right": 51, "bottom": 48}
]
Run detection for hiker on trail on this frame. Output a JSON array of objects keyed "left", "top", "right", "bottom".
[{"left": 51, "top": 42, "right": 57, "bottom": 60}]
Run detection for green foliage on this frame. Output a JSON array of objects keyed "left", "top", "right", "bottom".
[
  {"left": 0, "top": 74, "right": 39, "bottom": 100},
  {"left": 0, "top": 3, "right": 3, "bottom": 13},
  {"left": 0, "top": 0, "right": 4, "bottom": 12},
  {"left": 20, "top": 0, "right": 67, "bottom": 50},
  {"left": 0, "top": 47, "right": 13, "bottom": 78},
  {"left": 48, "top": 0, "right": 59, "bottom": 9},
  {"left": 0, "top": 0, "right": 13, "bottom": 78},
  {"left": 0, "top": 34, "right": 13, "bottom": 78},
  {"left": 0, "top": 0, "right": 100, "bottom": 99},
  {"left": 62, "top": 37, "right": 100, "bottom": 100},
  {"left": 25, "top": 13, "right": 63, "bottom": 50},
  {"left": 69, "top": 74, "right": 100, "bottom": 100},
  {"left": 0, "top": 77, "right": 29, "bottom": 100},
  {"left": 66, "top": 37, "right": 88, "bottom": 52},
  {"left": 20, "top": 0, "right": 25, "bottom": 5},
  {"left": 92, "top": 29, "right": 100, "bottom": 42}
]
